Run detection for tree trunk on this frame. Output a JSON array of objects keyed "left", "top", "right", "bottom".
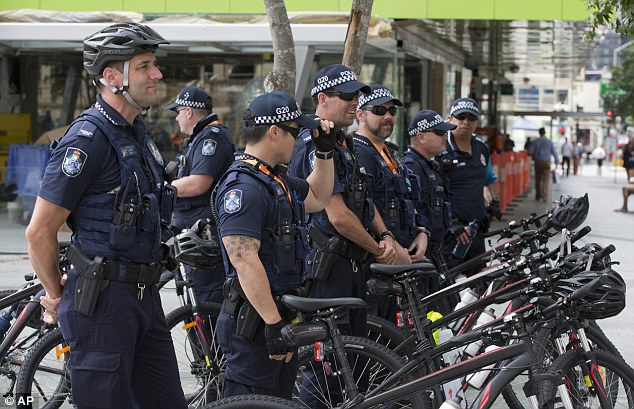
[
  {"left": 263, "top": 0, "right": 296, "bottom": 94},
  {"left": 342, "top": 0, "right": 374, "bottom": 74}
]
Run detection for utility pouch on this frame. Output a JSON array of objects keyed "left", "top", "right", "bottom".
[
  {"left": 160, "top": 185, "right": 177, "bottom": 227},
  {"left": 67, "top": 245, "right": 107, "bottom": 317},
  {"left": 312, "top": 235, "right": 341, "bottom": 282},
  {"left": 400, "top": 199, "right": 415, "bottom": 227},
  {"left": 108, "top": 224, "right": 136, "bottom": 249},
  {"left": 235, "top": 302, "right": 262, "bottom": 341}
]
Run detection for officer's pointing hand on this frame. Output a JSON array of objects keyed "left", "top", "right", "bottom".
[
  {"left": 311, "top": 118, "right": 336, "bottom": 153},
  {"left": 265, "top": 320, "right": 294, "bottom": 362}
]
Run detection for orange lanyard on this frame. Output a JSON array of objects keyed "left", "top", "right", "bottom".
[
  {"left": 240, "top": 159, "right": 292, "bottom": 203},
  {"left": 371, "top": 142, "right": 399, "bottom": 175}
]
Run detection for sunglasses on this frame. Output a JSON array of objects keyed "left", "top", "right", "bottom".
[
  {"left": 428, "top": 129, "right": 447, "bottom": 137},
  {"left": 363, "top": 106, "right": 398, "bottom": 117},
  {"left": 454, "top": 113, "right": 478, "bottom": 121},
  {"left": 176, "top": 107, "right": 188, "bottom": 113},
  {"left": 323, "top": 91, "right": 359, "bottom": 101},
  {"left": 276, "top": 123, "right": 301, "bottom": 139}
]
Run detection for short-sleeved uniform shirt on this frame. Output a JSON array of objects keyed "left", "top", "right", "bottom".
[
  {"left": 438, "top": 132, "right": 496, "bottom": 224},
  {"left": 39, "top": 95, "right": 146, "bottom": 212}
]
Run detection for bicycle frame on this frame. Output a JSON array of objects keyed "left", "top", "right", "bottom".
[{"left": 0, "top": 284, "right": 46, "bottom": 360}]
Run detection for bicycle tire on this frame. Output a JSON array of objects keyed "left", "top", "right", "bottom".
[
  {"left": 14, "top": 328, "right": 71, "bottom": 409},
  {"left": 203, "top": 394, "right": 302, "bottom": 408},
  {"left": 539, "top": 349, "right": 634, "bottom": 408},
  {"left": 293, "top": 335, "right": 429, "bottom": 408},
  {"left": 367, "top": 315, "right": 417, "bottom": 358},
  {"left": 501, "top": 320, "right": 624, "bottom": 409},
  {"left": 165, "top": 302, "right": 223, "bottom": 408}
]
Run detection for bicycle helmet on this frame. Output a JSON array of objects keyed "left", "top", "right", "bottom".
[
  {"left": 563, "top": 243, "right": 612, "bottom": 272},
  {"left": 83, "top": 22, "right": 169, "bottom": 77},
  {"left": 550, "top": 193, "right": 589, "bottom": 230},
  {"left": 173, "top": 219, "right": 223, "bottom": 269},
  {"left": 553, "top": 268, "right": 626, "bottom": 320}
]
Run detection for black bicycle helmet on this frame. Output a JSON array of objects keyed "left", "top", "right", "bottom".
[
  {"left": 553, "top": 268, "right": 626, "bottom": 320},
  {"left": 563, "top": 243, "right": 612, "bottom": 272},
  {"left": 173, "top": 219, "right": 222, "bottom": 269},
  {"left": 550, "top": 193, "right": 589, "bottom": 230},
  {"left": 83, "top": 22, "right": 169, "bottom": 77}
]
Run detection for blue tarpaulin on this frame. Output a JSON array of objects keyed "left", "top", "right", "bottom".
[{"left": 5, "top": 143, "right": 50, "bottom": 212}]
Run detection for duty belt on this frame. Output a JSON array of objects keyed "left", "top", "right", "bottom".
[
  {"left": 309, "top": 226, "right": 369, "bottom": 262},
  {"left": 103, "top": 260, "right": 162, "bottom": 285}
]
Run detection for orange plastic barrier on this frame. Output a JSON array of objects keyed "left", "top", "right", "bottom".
[{"left": 492, "top": 151, "right": 530, "bottom": 213}]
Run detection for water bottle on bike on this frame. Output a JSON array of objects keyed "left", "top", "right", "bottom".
[{"left": 451, "top": 220, "right": 478, "bottom": 260}]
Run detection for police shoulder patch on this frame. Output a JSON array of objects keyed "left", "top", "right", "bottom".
[
  {"left": 62, "top": 147, "right": 88, "bottom": 177},
  {"left": 224, "top": 189, "right": 243, "bottom": 213},
  {"left": 147, "top": 140, "right": 164, "bottom": 166},
  {"left": 309, "top": 150, "right": 316, "bottom": 171},
  {"left": 202, "top": 139, "right": 217, "bottom": 156}
]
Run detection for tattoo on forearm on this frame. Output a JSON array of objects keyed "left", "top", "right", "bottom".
[{"left": 224, "top": 235, "right": 260, "bottom": 259}]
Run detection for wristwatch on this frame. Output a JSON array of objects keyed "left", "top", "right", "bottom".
[
  {"left": 314, "top": 150, "right": 334, "bottom": 160},
  {"left": 378, "top": 230, "right": 396, "bottom": 241},
  {"left": 415, "top": 227, "right": 431, "bottom": 237}
]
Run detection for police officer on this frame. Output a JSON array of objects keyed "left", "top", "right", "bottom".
[
  {"left": 352, "top": 84, "right": 415, "bottom": 319},
  {"left": 290, "top": 65, "right": 406, "bottom": 338},
  {"left": 400, "top": 110, "right": 456, "bottom": 312},
  {"left": 213, "top": 91, "right": 335, "bottom": 399},
  {"left": 25, "top": 23, "right": 187, "bottom": 408},
  {"left": 439, "top": 98, "right": 500, "bottom": 275},
  {"left": 165, "top": 86, "right": 235, "bottom": 303}
]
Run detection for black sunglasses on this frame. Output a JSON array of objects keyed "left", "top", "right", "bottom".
[
  {"left": 276, "top": 123, "right": 301, "bottom": 139},
  {"left": 363, "top": 106, "right": 398, "bottom": 117},
  {"left": 428, "top": 129, "right": 447, "bottom": 137},
  {"left": 454, "top": 113, "right": 478, "bottom": 121},
  {"left": 323, "top": 91, "right": 359, "bottom": 101}
]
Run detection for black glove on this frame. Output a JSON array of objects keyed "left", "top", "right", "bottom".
[
  {"left": 160, "top": 243, "right": 179, "bottom": 271},
  {"left": 265, "top": 320, "right": 291, "bottom": 356},
  {"left": 447, "top": 223, "right": 466, "bottom": 240},
  {"left": 486, "top": 198, "right": 502, "bottom": 221},
  {"left": 311, "top": 126, "right": 337, "bottom": 153}
]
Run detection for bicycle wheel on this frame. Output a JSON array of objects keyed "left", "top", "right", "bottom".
[
  {"left": 501, "top": 320, "right": 624, "bottom": 409},
  {"left": 203, "top": 394, "right": 302, "bottom": 408},
  {"left": 367, "top": 315, "right": 417, "bottom": 358},
  {"left": 14, "top": 328, "right": 71, "bottom": 409},
  {"left": 166, "top": 302, "right": 223, "bottom": 408},
  {"left": 293, "top": 335, "right": 427, "bottom": 408},
  {"left": 540, "top": 349, "right": 634, "bottom": 408}
]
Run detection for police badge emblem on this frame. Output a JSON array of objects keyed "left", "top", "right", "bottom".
[
  {"left": 62, "top": 147, "right": 87, "bottom": 177},
  {"left": 224, "top": 189, "right": 243, "bottom": 213},
  {"left": 147, "top": 141, "right": 164, "bottom": 166},
  {"left": 202, "top": 139, "right": 217, "bottom": 156}
]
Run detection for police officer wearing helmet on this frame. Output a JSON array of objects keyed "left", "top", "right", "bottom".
[
  {"left": 400, "top": 110, "right": 456, "bottom": 311},
  {"left": 26, "top": 23, "right": 187, "bottom": 408},
  {"left": 213, "top": 91, "right": 335, "bottom": 398},
  {"left": 438, "top": 98, "right": 500, "bottom": 275},
  {"left": 166, "top": 86, "right": 235, "bottom": 304}
]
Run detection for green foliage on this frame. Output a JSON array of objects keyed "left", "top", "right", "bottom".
[
  {"left": 607, "top": 46, "right": 634, "bottom": 117},
  {"left": 586, "top": 0, "right": 634, "bottom": 39}
]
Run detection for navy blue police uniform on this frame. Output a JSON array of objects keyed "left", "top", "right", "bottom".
[
  {"left": 41, "top": 95, "right": 186, "bottom": 409},
  {"left": 213, "top": 153, "right": 309, "bottom": 399},
  {"left": 173, "top": 113, "right": 235, "bottom": 304},
  {"left": 437, "top": 132, "right": 495, "bottom": 273},
  {"left": 290, "top": 127, "right": 372, "bottom": 337}
]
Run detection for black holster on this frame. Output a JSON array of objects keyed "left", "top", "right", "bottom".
[
  {"left": 222, "top": 277, "right": 262, "bottom": 341},
  {"left": 66, "top": 245, "right": 108, "bottom": 316},
  {"left": 236, "top": 302, "right": 261, "bottom": 341},
  {"left": 309, "top": 227, "right": 342, "bottom": 282}
]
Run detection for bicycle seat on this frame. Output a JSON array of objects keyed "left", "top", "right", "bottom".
[
  {"left": 281, "top": 294, "right": 366, "bottom": 312},
  {"left": 370, "top": 261, "right": 437, "bottom": 278}
]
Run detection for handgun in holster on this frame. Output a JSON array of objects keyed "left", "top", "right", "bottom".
[
  {"left": 236, "top": 302, "right": 261, "bottom": 341},
  {"left": 309, "top": 227, "right": 342, "bottom": 282},
  {"left": 66, "top": 245, "right": 108, "bottom": 316},
  {"left": 222, "top": 277, "right": 262, "bottom": 340}
]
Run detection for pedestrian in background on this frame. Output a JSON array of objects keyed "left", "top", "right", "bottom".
[
  {"left": 591, "top": 144, "right": 607, "bottom": 175},
  {"left": 622, "top": 134, "right": 634, "bottom": 181},
  {"left": 572, "top": 141, "right": 584, "bottom": 175},
  {"left": 561, "top": 137, "right": 573, "bottom": 176},
  {"left": 213, "top": 91, "right": 335, "bottom": 399},
  {"left": 26, "top": 23, "right": 187, "bottom": 409},
  {"left": 528, "top": 127, "right": 558, "bottom": 202},
  {"left": 165, "top": 86, "right": 235, "bottom": 304}
]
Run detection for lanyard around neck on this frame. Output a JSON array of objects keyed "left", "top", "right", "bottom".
[{"left": 371, "top": 141, "right": 399, "bottom": 175}]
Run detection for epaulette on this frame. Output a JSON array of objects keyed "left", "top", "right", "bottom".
[{"left": 352, "top": 136, "right": 370, "bottom": 146}]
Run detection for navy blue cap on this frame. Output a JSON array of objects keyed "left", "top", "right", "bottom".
[
  {"left": 358, "top": 84, "right": 403, "bottom": 108},
  {"left": 450, "top": 97, "right": 479, "bottom": 117},
  {"left": 164, "top": 86, "right": 213, "bottom": 111},
  {"left": 408, "top": 110, "right": 456, "bottom": 136},
  {"left": 244, "top": 91, "right": 318, "bottom": 130},
  {"left": 311, "top": 64, "right": 371, "bottom": 96}
]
